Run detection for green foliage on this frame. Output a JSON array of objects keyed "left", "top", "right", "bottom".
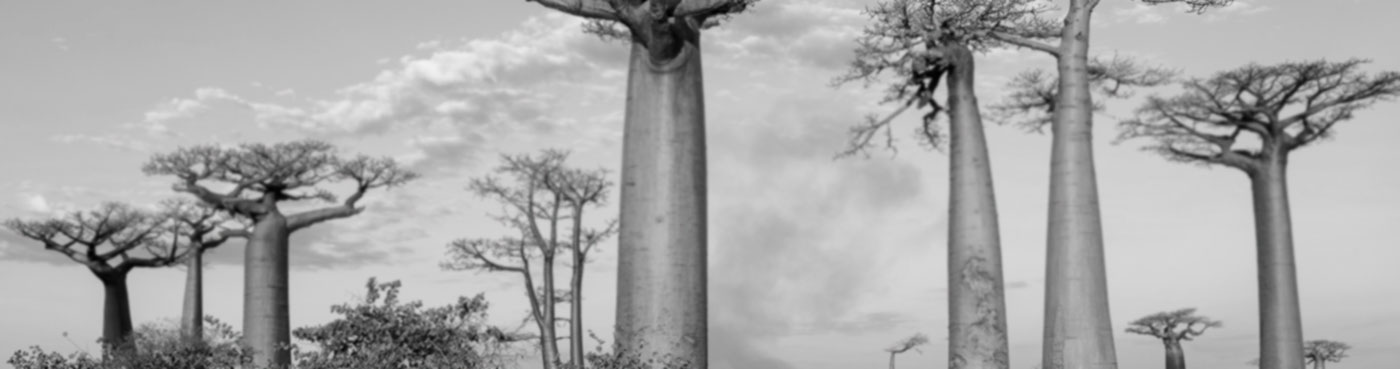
[
  {"left": 8, "top": 317, "right": 252, "bottom": 369},
  {"left": 292, "top": 278, "right": 516, "bottom": 369}
]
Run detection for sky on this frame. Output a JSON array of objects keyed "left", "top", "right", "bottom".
[{"left": 1, "top": 0, "right": 1398, "bottom": 368}]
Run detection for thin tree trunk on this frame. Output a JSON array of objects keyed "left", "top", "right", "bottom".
[
  {"left": 1249, "top": 153, "right": 1304, "bottom": 369},
  {"left": 1042, "top": 2, "right": 1117, "bottom": 369},
  {"left": 544, "top": 253, "right": 561, "bottom": 368},
  {"left": 945, "top": 43, "right": 1009, "bottom": 369},
  {"left": 181, "top": 248, "right": 205, "bottom": 344},
  {"left": 615, "top": 34, "right": 708, "bottom": 368},
  {"left": 570, "top": 204, "right": 587, "bottom": 369},
  {"left": 96, "top": 270, "right": 135, "bottom": 354},
  {"left": 1163, "top": 340, "right": 1184, "bottom": 369},
  {"left": 243, "top": 211, "right": 291, "bottom": 368},
  {"left": 522, "top": 260, "right": 558, "bottom": 369},
  {"left": 889, "top": 352, "right": 897, "bottom": 369}
]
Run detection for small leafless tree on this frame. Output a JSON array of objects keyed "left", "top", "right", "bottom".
[
  {"left": 1125, "top": 308, "right": 1222, "bottom": 369},
  {"left": 884, "top": 333, "right": 929, "bottom": 369},
  {"left": 4, "top": 203, "right": 198, "bottom": 354},
  {"left": 144, "top": 140, "right": 418, "bottom": 367},
  {"left": 1303, "top": 340, "right": 1351, "bottom": 369},
  {"left": 1118, "top": 59, "right": 1400, "bottom": 369},
  {"left": 443, "top": 150, "right": 616, "bottom": 369}
]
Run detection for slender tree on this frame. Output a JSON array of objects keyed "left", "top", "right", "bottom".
[
  {"left": 1302, "top": 340, "right": 1350, "bottom": 369},
  {"left": 3, "top": 203, "right": 193, "bottom": 354},
  {"left": 1124, "top": 308, "right": 1222, "bottom": 369},
  {"left": 547, "top": 164, "right": 618, "bottom": 369},
  {"left": 516, "top": 1, "right": 753, "bottom": 367},
  {"left": 835, "top": 1, "right": 1017, "bottom": 368},
  {"left": 919, "top": 1, "right": 1233, "bottom": 368},
  {"left": 1118, "top": 59, "right": 1400, "bottom": 369},
  {"left": 444, "top": 150, "right": 615, "bottom": 369},
  {"left": 158, "top": 199, "right": 245, "bottom": 345},
  {"left": 143, "top": 140, "right": 418, "bottom": 368},
  {"left": 884, "top": 333, "right": 930, "bottom": 369}
]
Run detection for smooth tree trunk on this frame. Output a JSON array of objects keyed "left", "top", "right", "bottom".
[
  {"left": 1042, "top": 1, "right": 1117, "bottom": 369},
  {"left": 944, "top": 43, "right": 1010, "bottom": 369},
  {"left": 181, "top": 248, "right": 205, "bottom": 344},
  {"left": 889, "top": 352, "right": 897, "bottom": 369},
  {"left": 614, "top": 35, "right": 708, "bottom": 368},
  {"left": 1248, "top": 151, "right": 1304, "bottom": 369},
  {"left": 1163, "top": 340, "right": 1184, "bottom": 369},
  {"left": 96, "top": 270, "right": 135, "bottom": 353},
  {"left": 544, "top": 253, "right": 562, "bottom": 369},
  {"left": 570, "top": 205, "right": 587, "bottom": 368},
  {"left": 243, "top": 211, "right": 292, "bottom": 368}
]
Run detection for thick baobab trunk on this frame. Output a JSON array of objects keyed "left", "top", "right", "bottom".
[
  {"left": 945, "top": 43, "right": 1009, "bottom": 369},
  {"left": 1163, "top": 340, "right": 1185, "bottom": 369},
  {"left": 181, "top": 248, "right": 204, "bottom": 344},
  {"left": 1042, "top": 2, "right": 1117, "bottom": 369},
  {"left": 243, "top": 212, "right": 292, "bottom": 368},
  {"left": 570, "top": 206, "right": 587, "bottom": 369},
  {"left": 614, "top": 36, "right": 708, "bottom": 368},
  {"left": 96, "top": 270, "right": 135, "bottom": 353},
  {"left": 1248, "top": 153, "right": 1304, "bottom": 369}
]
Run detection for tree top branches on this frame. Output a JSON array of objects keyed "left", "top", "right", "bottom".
[
  {"left": 1124, "top": 308, "right": 1222, "bottom": 342},
  {"left": 142, "top": 140, "right": 419, "bottom": 230},
  {"left": 1118, "top": 59, "right": 1400, "bottom": 171},
  {"left": 3, "top": 201, "right": 236, "bottom": 274}
]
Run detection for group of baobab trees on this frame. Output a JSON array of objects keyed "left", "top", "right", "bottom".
[{"left": 5, "top": 0, "right": 1396, "bottom": 368}]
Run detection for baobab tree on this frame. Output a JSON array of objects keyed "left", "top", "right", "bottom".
[
  {"left": 884, "top": 333, "right": 930, "bottom": 369},
  {"left": 835, "top": 1, "right": 1021, "bottom": 367},
  {"left": 918, "top": 1, "right": 1233, "bottom": 368},
  {"left": 518, "top": 1, "right": 754, "bottom": 367},
  {"left": 143, "top": 140, "right": 418, "bottom": 367},
  {"left": 159, "top": 199, "right": 244, "bottom": 345},
  {"left": 1124, "top": 308, "right": 1223, "bottom": 369},
  {"left": 1118, "top": 59, "right": 1400, "bottom": 369},
  {"left": 3, "top": 203, "right": 192, "bottom": 354},
  {"left": 443, "top": 150, "right": 615, "bottom": 369},
  {"left": 1303, "top": 340, "right": 1350, "bottom": 369}
]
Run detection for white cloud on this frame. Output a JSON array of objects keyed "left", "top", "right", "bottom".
[
  {"left": 24, "top": 194, "right": 50, "bottom": 213},
  {"left": 49, "top": 134, "right": 151, "bottom": 152},
  {"left": 1115, "top": 3, "right": 1168, "bottom": 24}
]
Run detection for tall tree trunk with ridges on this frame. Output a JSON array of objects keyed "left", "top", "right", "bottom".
[
  {"left": 97, "top": 270, "right": 135, "bottom": 354},
  {"left": 181, "top": 248, "right": 205, "bottom": 344},
  {"left": 1250, "top": 150, "right": 1304, "bottom": 369},
  {"left": 243, "top": 211, "right": 291, "bottom": 368},
  {"left": 1164, "top": 339, "right": 1185, "bottom": 369},
  {"left": 614, "top": 32, "right": 708, "bottom": 368},
  {"left": 1042, "top": 1, "right": 1117, "bottom": 369},
  {"left": 945, "top": 43, "right": 1010, "bottom": 369}
]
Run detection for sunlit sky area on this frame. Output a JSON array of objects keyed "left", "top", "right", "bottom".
[{"left": 1, "top": 1, "right": 1398, "bottom": 368}]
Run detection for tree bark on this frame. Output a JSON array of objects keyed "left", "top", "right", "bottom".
[
  {"left": 96, "top": 270, "right": 135, "bottom": 354},
  {"left": 945, "top": 43, "right": 1010, "bottom": 369},
  {"left": 614, "top": 32, "right": 708, "bottom": 368},
  {"left": 543, "top": 253, "right": 562, "bottom": 368},
  {"left": 1248, "top": 152, "right": 1305, "bottom": 369},
  {"left": 1042, "top": 2, "right": 1118, "bottom": 369},
  {"left": 889, "top": 352, "right": 897, "bottom": 369},
  {"left": 243, "top": 211, "right": 292, "bottom": 368},
  {"left": 1163, "top": 339, "right": 1185, "bottom": 369},
  {"left": 570, "top": 205, "right": 587, "bottom": 369},
  {"left": 181, "top": 248, "right": 205, "bottom": 344}
]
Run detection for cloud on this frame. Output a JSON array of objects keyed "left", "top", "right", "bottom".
[
  {"left": 1206, "top": 0, "right": 1271, "bottom": 20},
  {"left": 50, "top": 134, "right": 151, "bottom": 152},
  {"left": 51, "top": 37, "right": 70, "bottom": 51},
  {"left": 1114, "top": 4, "right": 1168, "bottom": 24},
  {"left": 24, "top": 194, "right": 50, "bottom": 213},
  {"left": 706, "top": 0, "right": 866, "bottom": 70}
]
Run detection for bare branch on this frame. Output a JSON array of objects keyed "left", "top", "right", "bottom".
[{"left": 526, "top": 0, "right": 622, "bottom": 21}]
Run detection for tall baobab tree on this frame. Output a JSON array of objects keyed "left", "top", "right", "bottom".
[
  {"left": 159, "top": 199, "right": 244, "bottom": 345},
  {"left": 1124, "top": 308, "right": 1223, "bottom": 369},
  {"left": 143, "top": 140, "right": 418, "bottom": 367},
  {"left": 518, "top": 1, "right": 753, "bottom": 367},
  {"left": 884, "top": 333, "right": 930, "bottom": 369},
  {"left": 1118, "top": 59, "right": 1400, "bottom": 369},
  {"left": 914, "top": 1, "right": 1233, "bottom": 368},
  {"left": 443, "top": 150, "right": 615, "bottom": 369},
  {"left": 1303, "top": 340, "right": 1350, "bottom": 369},
  {"left": 835, "top": 1, "right": 1021, "bottom": 367},
  {"left": 3, "top": 203, "right": 192, "bottom": 354}
]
